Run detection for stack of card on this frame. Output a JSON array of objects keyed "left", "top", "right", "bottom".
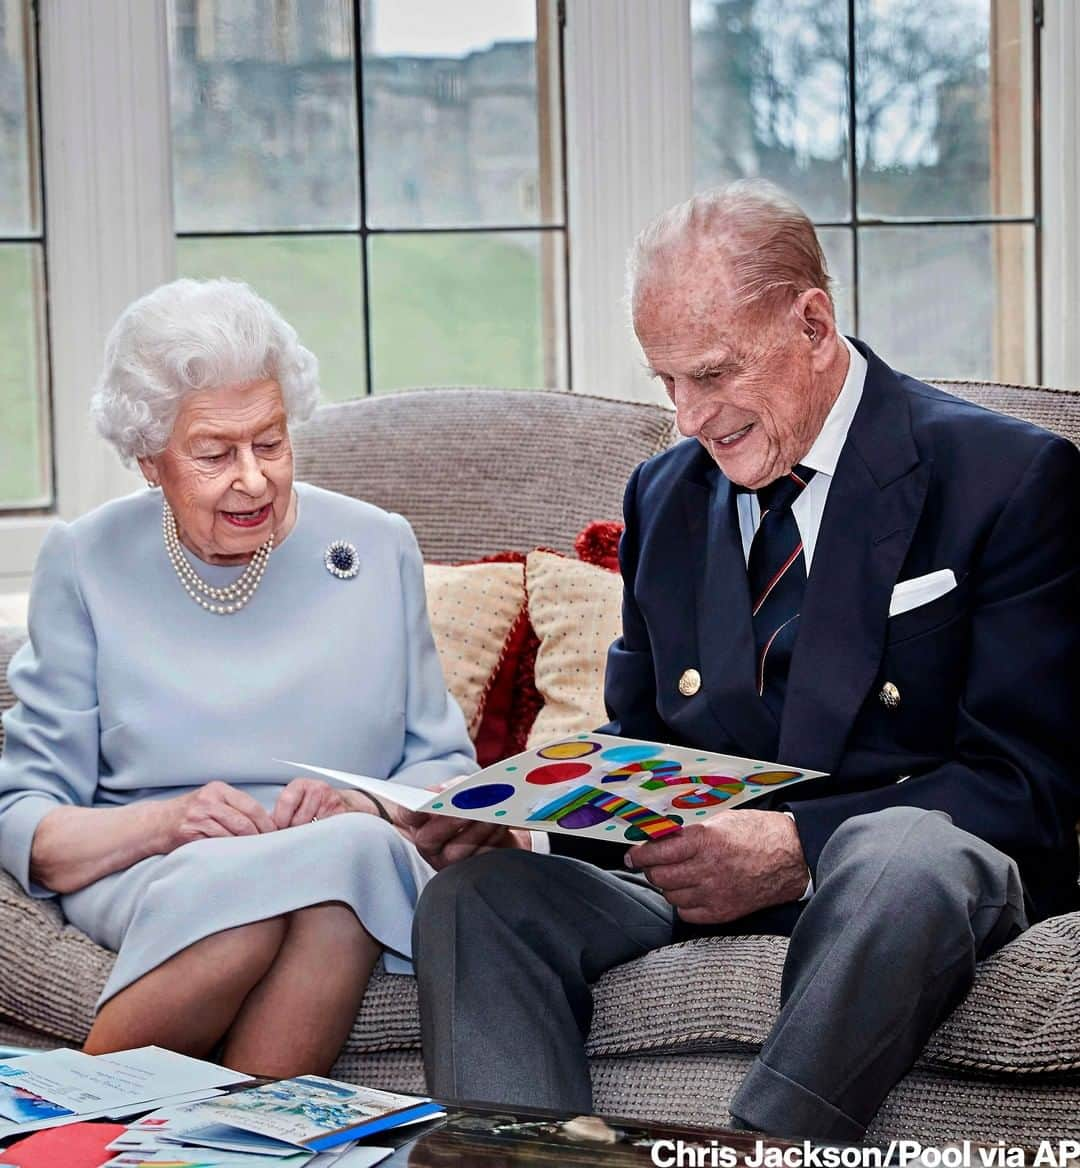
[
  {"left": 99, "top": 1076, "right": 441, "bottom": 1167},
  {"left": 0, "top": 1046, "right": 250, "bottom": 1142}
]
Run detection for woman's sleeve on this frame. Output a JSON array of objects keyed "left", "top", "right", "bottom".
[
  {"left": 388, "top": 514, "right": 478, "bottom": 789},
  {"left": 0, "top": 522, "right": 100, "bottom": 896}
]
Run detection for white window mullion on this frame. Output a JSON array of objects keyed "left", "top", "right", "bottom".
[
  {"left": 563, "top": 0, "right": 691, "bottom": 403},
  {"left": 39, "top": 0, "right": 175, "bottom": 520},
  {"left": 1040, "top": 0, "right": 1080, "bottom": 388}
]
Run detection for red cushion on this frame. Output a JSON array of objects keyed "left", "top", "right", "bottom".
[
  {"left": 473, "top": 605, "right": 533, "bottom": 766},
  {"left": 574, "top": 520, "right": 624, "bottom": 572}
]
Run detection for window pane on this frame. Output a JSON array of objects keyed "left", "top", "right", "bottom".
[
  {"left": 817, "top": 227, "right": 854, "bottom": 335},
  {"left": 0, "top": 245, "right": 50, "bottom": 509},
  {"left": 0, "top": 0, "right": 39, "bottom": 235},
  {"left": 858, "top": 225, "right": 1035, "bottom": 382},
  {"left": 169, "top": 0, "right": 359, "bottom": 231},
  {"left": 177, "top": 235, "right": 367, "bottom": 400},
  {"left": 368, "top": 231, "right": 564, "bottom": 391},
  {"left": 691, "top": 0, "right": 849, "bottom": 220},
  {"left": 363, "top": 1, "right": 560, "bottom": 229},
  {"left": 855, "top": 0, "right": 1033, "bottom": 218}
]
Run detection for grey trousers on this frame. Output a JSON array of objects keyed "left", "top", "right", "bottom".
[{"left": 412, "top": 806, "right": 1027, "bottom": 1141}]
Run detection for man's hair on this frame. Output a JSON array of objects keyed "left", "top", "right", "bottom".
[{"left": 626, "top": 179, "right": 834, "bottom": 322}]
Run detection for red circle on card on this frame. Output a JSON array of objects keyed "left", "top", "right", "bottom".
[{"left": 525, "top": 762, "right": 594, "bottom": 784}]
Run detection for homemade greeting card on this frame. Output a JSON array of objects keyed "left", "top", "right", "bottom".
[{"left": 286, "top": 734, "right": 827, "bottom": 846}]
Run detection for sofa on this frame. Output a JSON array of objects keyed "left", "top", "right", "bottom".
[{"left": 1, "top": 384, "right": 1079, "bottom": 1143}]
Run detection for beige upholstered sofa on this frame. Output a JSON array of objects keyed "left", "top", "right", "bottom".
[{"left": 1, "top": 384, "right": 1079, "bottom": 1143}]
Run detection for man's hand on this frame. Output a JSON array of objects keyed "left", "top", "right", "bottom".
[
  {"left": 271, "top": 778, "right": 352, "bottom": 828},
  {"left": 626, "top": 810, "right": 809, "bottom": 924},
  {"left": 164, "top": 780, "right": 278, "bottom": 849},
  {"left": 398, "top": 807, "right": 531, "bottom": 871}
]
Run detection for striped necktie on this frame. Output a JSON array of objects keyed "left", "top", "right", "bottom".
[{"left": 747, "top": 465, "right": 817, "bottom": 720}]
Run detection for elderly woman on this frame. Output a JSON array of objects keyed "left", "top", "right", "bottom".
[{"left": 0, "top": 278, "right": 479, "bottom": 1077}]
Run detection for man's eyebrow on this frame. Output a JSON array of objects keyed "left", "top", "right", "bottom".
[{"left": 689, "top": 358, "right": 737, "bottom": 379}]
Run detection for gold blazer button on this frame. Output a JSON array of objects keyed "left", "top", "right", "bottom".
[
  {"left": 678, "top": 668, "right": 702, "bottom": 697},
  {"left": 879, "top": 682, "right": 901, "bottom": 709}
]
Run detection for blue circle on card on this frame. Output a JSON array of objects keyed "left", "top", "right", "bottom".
[
  {"left": 600, "top": 744, "right": 661, "bottom": 764},
  {"left": 451, "top": 783, "right": 516, "bottom": 810}
]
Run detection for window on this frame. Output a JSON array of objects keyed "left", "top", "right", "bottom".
[
  {"left": 2, "top": 0, "right": 1077, "bottom": 588},
  {"left": 168, "top": 0, "right": 568, "bottom": 400},
  {"left": 691, "top": 0, "right": 1039, "bottom": 383},
  {"left": 0, "top": 0, "right": 51, "bottom": 513}
]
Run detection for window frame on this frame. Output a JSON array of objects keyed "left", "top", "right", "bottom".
[
  {"left": 171, "top": 0, "right": 571, "bottom": 397},
  {"left": 1, "top": 0, "right": 1075, "bottom": 589}
]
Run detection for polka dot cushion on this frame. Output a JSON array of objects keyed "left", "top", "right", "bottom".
[{"left": 423, "top": 561, "right": 527, "bottom": 737}]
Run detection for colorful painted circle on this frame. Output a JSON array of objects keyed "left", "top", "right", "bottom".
[
  {"left": 623, "top": 813, "right": 684, "bottom": 842},
  {"left": 525, "top": 761, "right": 594, "bottom": 785},
  {"left": 606, "top": 758, "right": 681, "bottom": 780},
  {"left": 671, "top": 780, "right": 744, "bottom": 809},
  {"left": 671, "top": 790, "right": 726, "bottom": 809},
  {"left": 559, "top": 804, "right": 614, "bottom": 830},
  {"left": 599, "top": 744, "right": 662, "bottom": 764},
  {"left": 450, "top": 783, "right": 516, "bottom": 810},
  {"left": 744, "top": 769, "right": 802, "bottom": 785},
  {"left": 537, "top": 740, "right": 602, "bottom": 761}
]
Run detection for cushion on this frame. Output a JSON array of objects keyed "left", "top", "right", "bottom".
[
  {"left": 472, "top": 605, "right": 534, "bottom": 767},
  {"left": 525, "top": 550, "right": 624, "bottom": 748},
  {"left": 0, "top": 626, "right": 28, "bottom": 758},
  {"left": 574, "top": 520, "right": 623, "bottom": 572},
  {"left": 422, "top": 561, "right": 526, "bottom": 738},
  {"left": 427, "top": 551, "right": 541, "bottom": 766}
]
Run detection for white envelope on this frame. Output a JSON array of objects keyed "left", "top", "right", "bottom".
[{"left": 888, "top": 569, "right": 957, "bottom": 617}]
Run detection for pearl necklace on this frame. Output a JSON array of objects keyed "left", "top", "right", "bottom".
[{"left": 162, "top": 501, "right": 274, "bottom": 615}]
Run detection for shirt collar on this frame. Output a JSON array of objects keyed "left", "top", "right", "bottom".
[{"left": 799, "top": 335, "right": 867, "bottom": 478}]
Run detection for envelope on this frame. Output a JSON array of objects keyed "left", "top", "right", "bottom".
[{"left": 888, "top": 569, "right": 957, "bottom": 617}]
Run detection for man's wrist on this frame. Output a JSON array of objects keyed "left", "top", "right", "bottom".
[{"left": 781, "top": 811, "right": 813, "bottom": 902}]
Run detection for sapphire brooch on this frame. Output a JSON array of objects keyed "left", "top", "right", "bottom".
[{"left": 324, "top": 540, "right": 360, "bottom": 579}]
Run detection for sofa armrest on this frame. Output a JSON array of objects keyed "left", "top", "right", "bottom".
[{"left": 0, "top": 870, "right": 113, "bottom": 1044}]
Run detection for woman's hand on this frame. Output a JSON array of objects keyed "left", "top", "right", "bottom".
[
  {"left": 163, "top": 780, "right": 279, "bottom": 849},
  {"left": 271, "top": 778, "right": 351, "bottom": 829}
]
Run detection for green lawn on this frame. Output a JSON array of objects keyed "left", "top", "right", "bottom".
[
  {"left": 178, "top": 233, "right": 547, "bottom": 400},
  {"left": 0, "top": 246, "right": 48, "bottom": 507}
]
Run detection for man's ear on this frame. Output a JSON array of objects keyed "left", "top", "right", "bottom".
[{"left": 794, "top": 288, "right": 838, "bottom": 355}]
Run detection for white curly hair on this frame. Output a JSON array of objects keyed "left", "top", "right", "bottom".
[{"left": 91, "top": 278, "right": 320, "bottom": 466}]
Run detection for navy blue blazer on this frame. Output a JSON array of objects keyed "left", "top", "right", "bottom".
[{"left": 594, "top": 340, "right": 1080, "bottom": 924}]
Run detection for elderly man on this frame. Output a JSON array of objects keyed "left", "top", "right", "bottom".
[{"left": 407, "top": 182, "right": 1080, "bottom": 1139}]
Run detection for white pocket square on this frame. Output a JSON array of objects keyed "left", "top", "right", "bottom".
[{"left": 889, "top": 569, "right": 957, "bottom": 617}]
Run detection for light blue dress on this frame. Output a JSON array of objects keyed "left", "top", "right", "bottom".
[{"left": 0, "top": 482, "right": 476, "bottom": 1006}]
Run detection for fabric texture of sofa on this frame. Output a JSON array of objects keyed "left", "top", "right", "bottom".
[{"left": 1, "top": 384, "right": 1078, "bottom": 1143}]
